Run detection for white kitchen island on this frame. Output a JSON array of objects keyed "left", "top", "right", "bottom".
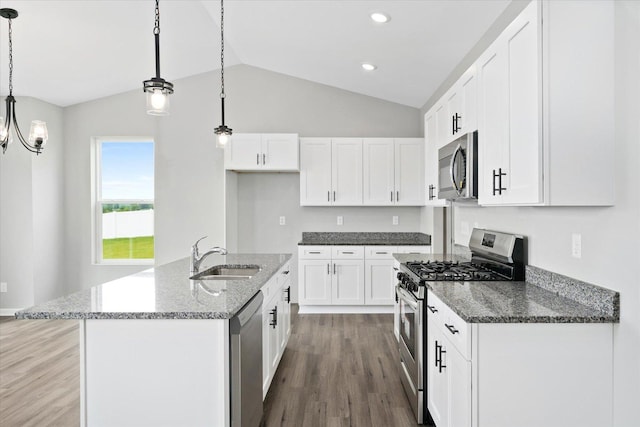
[{"left": 16, "top": 254, "right": 292, "bottom": 427}]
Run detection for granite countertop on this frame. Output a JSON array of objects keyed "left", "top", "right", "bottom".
[
  {"left": 428, "top": 280, "right": 617, "bottom": 323},
  {"left": 16, "top": 254, "right": 291, "bottom": 320},
  {"left": 299, "top": 232, "right": 431, "bottom": 246},
  {"left": 393, "top": 253, "right": 619, "bottom": 324}
]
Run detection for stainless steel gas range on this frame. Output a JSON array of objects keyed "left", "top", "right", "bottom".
[{"left": 395, "top": 228, "right": 526, "bottom": 424}]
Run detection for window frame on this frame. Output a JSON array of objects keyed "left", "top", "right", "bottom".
[{"left": 92, "top": 137, "right": 155, "bottom": 265}]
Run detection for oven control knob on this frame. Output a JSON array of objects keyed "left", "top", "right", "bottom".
[{"left": 396, "top": 272, "right": 403, "bottom": 281}]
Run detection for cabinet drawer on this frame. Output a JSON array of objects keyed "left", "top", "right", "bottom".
[
  {"left": 395, "top": 245, "right": 431, "bottom": 254},
  {"left": 261, "top": 276, "right": 278, "bottom": 301},
  {"left": 332, "top": 246, "right": 365, "bottom": 259},
  {"left": 298, "top": 246, "right": 331, "bottom": 259},
  {"left": 428, "top": 290, "right": 471, "bottom": 360},
  {"left": 365, "top": 246, "right": 397, "bottom": 260},
  {"left": 277, "top": 263, "right": 292, "bottom": 288}
]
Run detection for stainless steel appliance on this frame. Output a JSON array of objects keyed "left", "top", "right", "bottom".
[
  {"left": 438, "top": 131, "right": 478, "bottom": 200},
  {"left": 230, "top": 292, "right": 263, "bottom": 427},
  {"left": 395, "top": 228, "right": 525, "bottom": 424}
]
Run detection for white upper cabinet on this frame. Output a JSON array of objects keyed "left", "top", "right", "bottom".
[
  {"left": 477, "top": 0, "right": 614, "bottom": 206},
  {"left": 394, "top": 138, "right": 424, "bottom": 205},
  {"left": 299, "top": 138, "right": 362, "bottom": 206},
  {"left": 363, "top": 138, "right": 395, "bottom": 205},
  {"left": 299, "top": 138, "right": 333, "bottom": 205},
  {"left": 332, "top": 138, "right": 363, "bottom": 205},
  {"left": 424, "top": 111, "right": 448, "bottom": 206},
  {"left": 224, "top": 133, "right": 299, "bottom": 171},
  {"left": 363, "top": 138, "right": 424, "bottom": 206}
]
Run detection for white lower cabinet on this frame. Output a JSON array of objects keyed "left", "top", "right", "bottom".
[
  {"left": 427, "top": 290, "right": 613, "bottom": 427},
  {"left": 300, "top": 245, "right": 430, "bottom": 312},
  {"left": 261, "top": 262, "right": 292, "bottom": 399}
]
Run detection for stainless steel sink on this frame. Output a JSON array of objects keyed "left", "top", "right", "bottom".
[{"left": 190, "top": 264, "right": 261, "bottom": 280}]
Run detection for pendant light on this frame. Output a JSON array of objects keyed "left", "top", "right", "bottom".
[
  {"left": 143, "top": 0, "right": 173, "bottom": 115},
  {"left": 214, "top": 0, "right": 232, "bottom": 147},
  {"left": 0, "top": 8, "right": 48, "bottom": 155}
]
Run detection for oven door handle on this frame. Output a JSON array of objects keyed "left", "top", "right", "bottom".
[{"left": 396, "top": 286, "right": 419, "bottom": 310}]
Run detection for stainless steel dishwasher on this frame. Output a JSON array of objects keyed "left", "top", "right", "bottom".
[{"left": 230, "top": 291, "right": 263, "bottom": 427}]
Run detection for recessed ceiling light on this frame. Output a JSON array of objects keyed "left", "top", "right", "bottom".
[
  {"left": 370, "top": 12, "right": 390, "bottom": 24},
  {"left": 362, "top": 63, "right": 377, "bottom": 71}
]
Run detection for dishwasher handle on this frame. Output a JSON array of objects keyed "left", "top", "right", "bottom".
[{"left": 230, "top": 291, "right": 263, "bottom": 333}]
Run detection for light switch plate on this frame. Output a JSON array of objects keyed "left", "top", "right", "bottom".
[
  {"left": 279, "top": 216, "right": 286, "bottom": 226},
  {"left": 0, "top": 282, "right": 7, "bottom": 293},
  {"left": 337, "top": 216, "right": 343, "bottom": 226},
  {"left": 392, "top": 216, "right": 399, "bottom": 225}
]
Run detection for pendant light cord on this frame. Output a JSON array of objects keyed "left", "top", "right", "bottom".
[
  {"left": 8, "top": 17, "right": 13, "bottom": 96},
  {"left": 154, "top": 0, "right": 160, "bottom": 35},
  {"left": 220, "top": 0, "right": 225, "bottom": 100}
]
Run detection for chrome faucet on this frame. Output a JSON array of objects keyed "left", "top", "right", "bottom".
[{"left": 191, "top": 236, "right": 227, "bottom": 273}]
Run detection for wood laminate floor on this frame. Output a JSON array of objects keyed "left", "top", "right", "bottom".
[{"left": 0, "top": 311, "right": 419, "bottom": 427}]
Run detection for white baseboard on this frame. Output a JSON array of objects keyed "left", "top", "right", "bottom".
[
  {"left": 298, "top": 305, "right": 394, "bottom": 314},
  {"left": 0, "top": 308, "right": 22, "bottom": 316}
]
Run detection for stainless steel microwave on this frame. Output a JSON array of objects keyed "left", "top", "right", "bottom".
[{"left": 438, "top": 131, "right": 478, "bottom": 200}]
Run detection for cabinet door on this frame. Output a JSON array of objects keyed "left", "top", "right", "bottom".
[
  {"left": 460, "top": 66, "right": 477, "bottom": 134},
  {"left": 477, "top": 38, "right": 508, "bottom": 205},
  {"left": 394, "top": 138, "right": 424, "bottom": 206},
  {"left": 424, "top": 112, "right": 448, "bottom": 207},
  {"left": 279, "top": 283, "right": 291, "bottom": 353},
  {"left": 446, "top": 90, "right": 460, "bottom": 141},
  {"left": 448, "top": 347, "right": 471, "bottom": 427},
  {"left": 268, "top": 300, "right": 280, "bottom": 376},
  {"left": 332, "top": 138, "right": 363, "bottom": 205},
  {"left": 224, "top": 134, "right": 262, "bottom": 170},
  {"left": 427, "top": 317, "right": 449, "bottom": 427},
  {"left": 332, "top": 260, "right": 365, "bottom": 305},
  {"left": 298, "top": 260, "right": 332, "bottom": 305},
  {"left": 262, "top": 134, "right": 299, "bottom": 171},
  {"left": 363, "top": 138, "right": 395, "bottom": 205},
  {"left": 300, "top": 138, "right": 332, "bottom": 206},
  {"left": 364, "top": 259, "right": 396, "bottom": 305},
  {"left": 501, "top": 1, "right": 542, "bottom": 205},
  {"left": 434, "top": 103, "right": 449, "bottom": 149}
]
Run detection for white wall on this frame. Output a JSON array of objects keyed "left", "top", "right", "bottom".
[
  {"left": 423, "top": 2, "right": 640, "bottom": 426},
  {"left": 0, "top": 96, "right": 65, "bottom": 310}
]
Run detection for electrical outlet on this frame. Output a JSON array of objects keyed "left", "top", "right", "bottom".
[
  {"left": 392, "top": 216, "right": 399, "bottom": 225},
  {"left": 0, "top": 282, "right": 7, "bottom": 293},
  {"left": 279, "top": 216, "right": 286, "bottom": 226},
  {"left": 571, "top": 233, "right": 582, "bottom": 259},
  {"left": 337, "top": 216, "right": 343, "bottom": 226}
]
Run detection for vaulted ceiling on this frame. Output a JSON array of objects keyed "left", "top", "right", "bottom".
[{"left": 0, "top": 0, "right": 510, "bottom": 108}]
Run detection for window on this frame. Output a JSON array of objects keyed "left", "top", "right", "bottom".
[{"left": 94, "top": 138, "right": 154, "bottom": 264}]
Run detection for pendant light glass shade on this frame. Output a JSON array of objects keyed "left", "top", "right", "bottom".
[
  {"left": 28, "top": 120, "right": 48, "bottom": 148},
  {"left": 145, "top": 85, "right": 171, "bottom": 115}
]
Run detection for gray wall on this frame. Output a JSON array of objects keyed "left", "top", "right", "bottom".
[
  {"left": 221, "top": 65, "right": 423, "bottom": 302},
  {"left": 423, "top": 2, "right": 640, "bottom": 425},
  {"left": 0, "top": 97, "right": 65, "bottom": 310}
]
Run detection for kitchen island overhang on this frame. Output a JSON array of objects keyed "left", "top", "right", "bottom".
[{"left": 16, "top": 253, "right": 292, "bottom": 427}]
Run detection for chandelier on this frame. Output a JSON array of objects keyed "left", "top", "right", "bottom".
[{"left": 0, "top": 8, "right": 48, "bottom": 155}]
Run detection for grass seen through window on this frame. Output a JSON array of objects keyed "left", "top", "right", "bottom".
[{"left": 103, "top": 236, "right": 154, "bottom": 259}]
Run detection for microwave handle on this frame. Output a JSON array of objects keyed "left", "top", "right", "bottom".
[{"left": 449, "top": 143, "right": 463, "bottom": 195}]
